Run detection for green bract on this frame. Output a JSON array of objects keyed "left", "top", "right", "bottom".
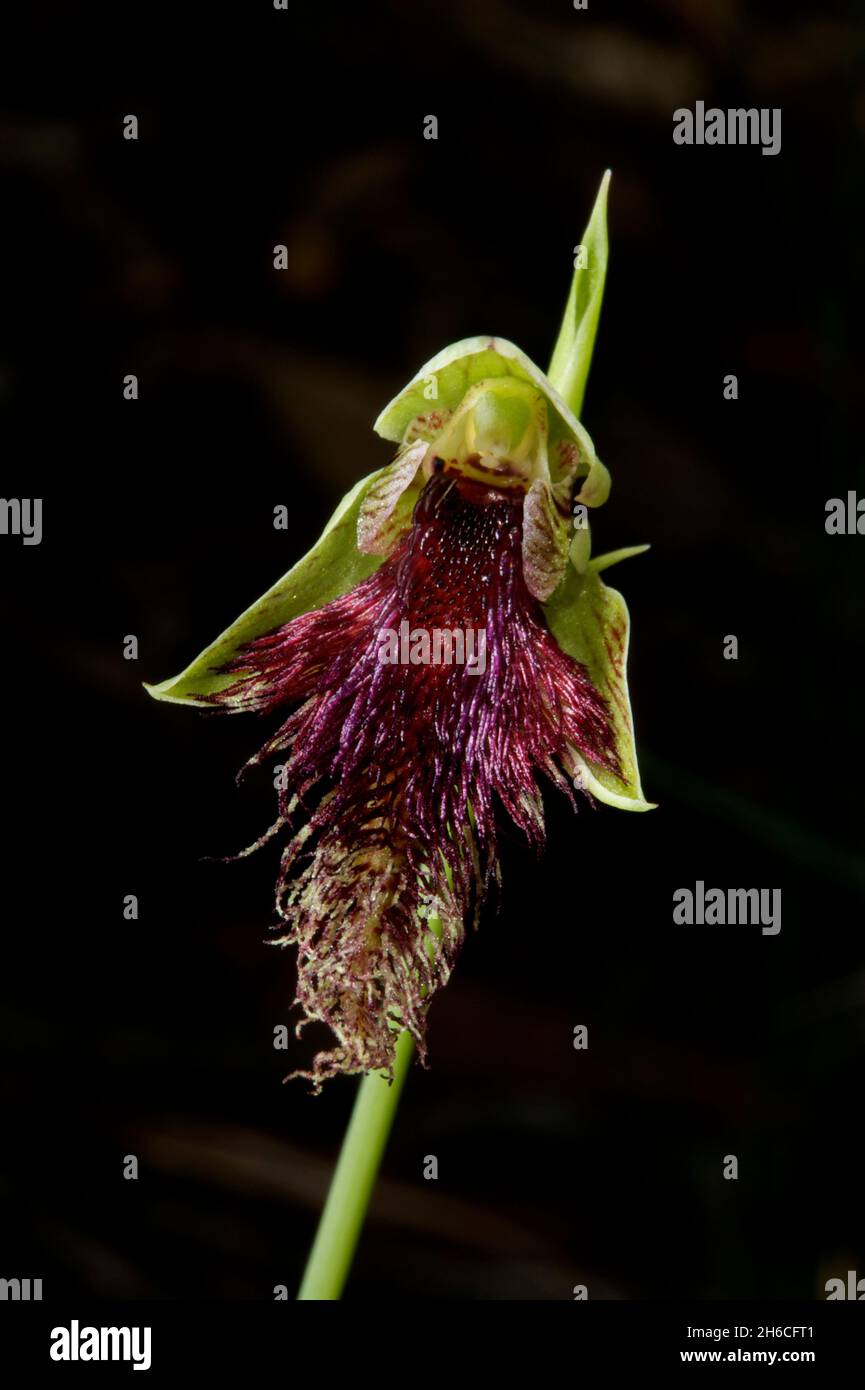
[
  {"left": 548, "top": 167, "right": 611, "bottom": 420},
  {"left": 145, "top": 172, "right": 652, "bottom": 813}
]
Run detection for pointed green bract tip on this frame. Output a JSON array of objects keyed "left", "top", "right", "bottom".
[{"left": 547, "top": 171, "right": 611, "bottom": 420}]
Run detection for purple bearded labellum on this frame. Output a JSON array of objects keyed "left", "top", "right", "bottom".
[
  {"left": 207, "top": 467, "right": 618, "bottom": 1087},
  {"left": 145, "top": 184, "right": 654, "bottom": 1091}
]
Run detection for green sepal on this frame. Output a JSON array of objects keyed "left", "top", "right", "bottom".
[
  {"left": 544, "top": 551, "right": 655, "bottom": 812},
  {"left": 144, "top": 469, "right": 387, "bottom": 706}
]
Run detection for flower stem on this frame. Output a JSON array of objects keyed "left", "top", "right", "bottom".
[{"left": 297, "top": 1029, "right": 415, "bottom": 1300}]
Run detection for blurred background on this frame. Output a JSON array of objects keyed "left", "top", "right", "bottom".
[{"left": 1, "top": 0, "right": 862, "bottom": 1299}]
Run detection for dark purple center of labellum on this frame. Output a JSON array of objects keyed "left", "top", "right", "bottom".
[{"left": 210, "top": 474, "right": 619, "bottom": 1089}]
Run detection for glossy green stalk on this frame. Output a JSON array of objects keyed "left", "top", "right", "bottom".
[{"left": 297, "top": 1030, "right": 415, "bottom": 1300}]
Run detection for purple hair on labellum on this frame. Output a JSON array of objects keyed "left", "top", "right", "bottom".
[{"left": 207, "top": 471, "right": 619, "bottom": 1090}]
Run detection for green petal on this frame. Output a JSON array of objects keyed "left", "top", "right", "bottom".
[
  {"left": 144, "top": 469, "right": 387, "bottom": 706},
  {"left": 544, "top": 558, "right": 654, "bottom": 811},
  {"left": 374, "top": 335, "right": 608, "bottom": 505},
  {"left": 547, "top": 171, "right": 610, "bottom": 420},
  {"left": 522, "top": 479, "right": 570, "bottom": 601}
]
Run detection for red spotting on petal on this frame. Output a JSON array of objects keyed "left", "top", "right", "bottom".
[{"left": 209, "top": 475, "right": 619, "bottom": 1089}]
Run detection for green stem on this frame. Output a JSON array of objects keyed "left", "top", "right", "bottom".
[{"left": 297, "top": 1029, "right": 415, "bottom": 1300}]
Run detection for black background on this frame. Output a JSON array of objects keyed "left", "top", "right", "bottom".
[{"left": 1, "top": 0, "right": 862, "bottom": 1302}]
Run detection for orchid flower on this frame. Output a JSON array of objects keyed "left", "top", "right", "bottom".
[{"left": 146, "top": 172, "right": 652, "bottom": 1096}]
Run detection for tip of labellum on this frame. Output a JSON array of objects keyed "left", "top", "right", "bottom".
[{"left": 209, "top": 471, "right": 619, "bottom": 1089}]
